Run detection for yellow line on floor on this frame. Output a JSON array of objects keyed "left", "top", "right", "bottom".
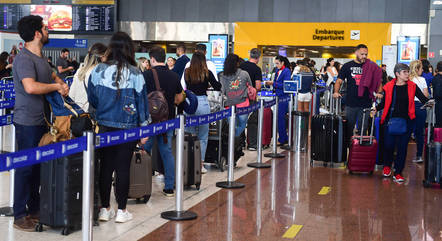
[
  {"left": 318, "top": 186, "right": 331, "bottom": 195},
  {"left": 282, "top": 224, "right": 303, "bottom": 239}
]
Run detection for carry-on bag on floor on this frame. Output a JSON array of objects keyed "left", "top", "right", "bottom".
[
  {"left": 126, "top": 146, "right": 152, "bottom": 203},
  {"left": 310, "top": 113, "right": 347, "bottom": 165},
  {"left": 423, "top": 107, "right": 442, "bottom": 187},
  {"left": 347, "top": 109, "right": 378, "bottom": 174},
  {"left": 152, "top": 134, "right": 202, "bottom": 189},
  {"left": 261, "top": 107, "right": 273, "bottom": 147},
  {"left": 38, "top": 153, "right": 99, "bottom": 235},
  {"left": 183, "top": 134, "right": 202, "bottom": 190},
  {"left": 247, "top": 111, "right": 259, "bottom": 148}
]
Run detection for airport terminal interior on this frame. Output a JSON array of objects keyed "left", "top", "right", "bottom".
[{"left": 0, "top": 0, "right": 441, "bottom": 240}]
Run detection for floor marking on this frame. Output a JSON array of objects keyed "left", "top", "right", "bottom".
[
  {"left": 282, "top": 224, "right": 303, "bottom": 239},
  {"left": 318, "top": 186, "right": 331, "bottom": 195}
]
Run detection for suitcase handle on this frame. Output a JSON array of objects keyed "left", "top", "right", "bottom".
[
  {"left": 426, "top": 104, "right": 436, "bottom": 145},
  {"left": 360, "top": 108, "right": 375, "bottom": 145}
]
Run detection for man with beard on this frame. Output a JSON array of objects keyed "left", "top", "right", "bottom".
[
  {"left": 12, "top": 15, "right": 69, "bottom": 231},
  {"left": 333, "top": 44, "right": 383, "bottom": 139}
]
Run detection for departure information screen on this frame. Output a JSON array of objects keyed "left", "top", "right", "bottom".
[{"left": 0, "top": 1, "right": 115, "bottom": 34}]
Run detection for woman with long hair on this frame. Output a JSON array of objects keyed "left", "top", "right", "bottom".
[
  {"left": 70, "top": 43, "right": 107, "bottom": 111},
  {"left": 421, "top": 59, "right": 433, "bottom": 95},
  {"left": 372, "top": 63, "right": 430, "bottom": 183},
  {"left": 325, "top": 57, "right": 338, "bottom": 86},
  {"left": 219, "top": 54, "right": 252, "bottom": 136},
  {"left": 408, "top": 60, "right": 429, "bottom": 163},
  {"left": 137, "top": 57, "right": 150, "bottom": 73},
  {"left": 184, "top": 52, "right": 221, "bottom": 173},
  {"left": 88, "top": 32, "right": 149, "bottom": 223},
  {"left": 263, "top": 55, "right": 291, "bottom": 145}
]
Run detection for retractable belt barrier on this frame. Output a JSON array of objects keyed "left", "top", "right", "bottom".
[
  {"left": 0, "top": 99, "right": 277, "bottom": 173},
  {"left": 0, "top": 81, "right": 282, "bottom": 240}
]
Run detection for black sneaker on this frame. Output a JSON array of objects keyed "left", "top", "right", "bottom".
[{"left": 163, "top": 189, "right": 174, "bottom": 197}]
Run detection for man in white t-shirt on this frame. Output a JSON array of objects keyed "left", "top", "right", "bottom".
[{"left": 180, "top": 44, "right": 218, "bottom": 90}]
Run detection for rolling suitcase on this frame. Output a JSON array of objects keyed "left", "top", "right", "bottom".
[
  {"left": 347, "top": 110, "right": 378, "bottom": 174},
  {"left": 246, "top": 111, "right": 258, "bottom": 148},
  {"left": 127, "top": 146, "right": 152, "bottom": 203},
  {"left": 261, "top": 107, "right": 273, "bottom": 147},
  {"left": 423, "top": 107, "right": 442, "bottom": 187},
  {"left": 38, "top": 153, "right": 99, "bottom": 235},
  {"left": 152, "top": 134, "right": 201, "bottom": 189},
  {"left": 183, "top": 134, "right": 202, "bottom": 190}
]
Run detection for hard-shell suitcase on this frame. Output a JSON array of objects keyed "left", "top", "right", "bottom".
[
  {"left": 246, "top": 111, "right": 258, "bottom": 148},
  {"left": 38, "top": 153, "right": 99, "bottom": 235},
  {"left": 182, "top": 134, "right": 202, "bottom": 190},
  {"left": 152, "top": 134, "right": 201, "bottom": 189},
  {"left": 261, "top": 107, "right": 273, "bottom": 147},
  {"left": 423, "top": 107, "right": 442, "bottom": 187},
  {"left": 127, "top": 146, "right": 152, "bottom": 203},
  {"left": 347, "top": 110, "right": 378, "bottom": 174}
]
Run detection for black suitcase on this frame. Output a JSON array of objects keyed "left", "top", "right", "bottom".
[
  {"left": 310, "top": 114, "right": 347, "bottom": 165},
  {"left": 246, "top": 111, "right": 259, "bottom": 148},
  {"left": 38, "top": 153, "right": 99, "bottom": 235},
  {"left": 423, "top": 142, "right": 442, "bottom": 187},
  {"left": 152, "top": 134, "right": 202, "bottom": 190}
]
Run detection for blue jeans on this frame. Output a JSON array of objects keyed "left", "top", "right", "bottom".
[
  {"left": 13, "top": 123, "right": 47, "bottom": 220},
  {"left": 383, "top": 122, "right": 411, "bottom": 175},
  {"left": 278, "top": 101, "right": 288, "bottom": 143},
  {"left": 235, "top": 114, "right": 248, "bottom": 137},
  {"left": 346, "top": 106, "right": 370, "bottom": 136},
  {"left": 185, "top": 95, "right": 210, "bottom": 161},
  {"left": 144, "top": 129, "right": 175, "bottom": 190},
  {"left": 410, "top": 102, "right": 427, "bottom": 157}
]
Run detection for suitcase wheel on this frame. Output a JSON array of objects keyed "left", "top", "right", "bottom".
[
  {"left": 219, "top": 156, "right": 227, "bottom": 172},
  {"left": 423, "top": 180, "right": 431, "bottom": 188},
  {"left": 196, "top": 184, "right": 201, "bottom": 190},
  {"left": 143, "top": 195, "right": 151, "bottom": 203},
  {"left": 35, "top": 223, "right": 43, "bottom": 232},
  {"left": 61, "top": 227, "right": 70, "bottom": 236},
  {"left": 369, "top": 171, "right": 373, "bottom": 175},
  {"left": 349, "top": 170, "right": 353, "bottom": 175}
]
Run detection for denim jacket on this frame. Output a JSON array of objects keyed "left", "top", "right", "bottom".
[{"left": 87, "top": 63, "right": 149, "bottom": 129}]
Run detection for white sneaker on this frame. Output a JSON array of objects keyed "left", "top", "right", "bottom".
[
  {"left": 115, "top": 209, "right": 133, "bottom": 223},
  {"left": 98, "top": 208, "right": 115, "bottom": 222},
  {"left": 413, "top": 157, "right": 424, "bottom": 163},
  {"left": 155, "top": 174, "right": 164, "bottom": 180},
  {"left": 201, "top": 165, "right": 208, "bottom": 174}
]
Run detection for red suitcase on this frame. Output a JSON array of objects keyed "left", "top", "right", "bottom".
[
  {"left": 261, "top": 107, "right": 272, "bottom": 147},
  {"left": 425, "top": 127, "right": 442, "bottom": 143},
  {"left": 347, "top": 109, "right": 378, "bottom": 174}
]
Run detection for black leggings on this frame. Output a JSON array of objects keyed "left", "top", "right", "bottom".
[{"left": 98, "top": 126, "right": 137, "bottom": 210}]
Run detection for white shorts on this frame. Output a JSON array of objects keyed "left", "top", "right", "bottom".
[{"left": 297, "top": 92, "right": 312, "bottom": 102}]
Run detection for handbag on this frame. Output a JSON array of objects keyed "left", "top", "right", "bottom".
[
  {"left": 387, "top": 85, "right": 407, "bottom": 135},
  {"left": 39, "top": 96, "right": 94, "bottom": 146},
  {"left": 246, "top": 82, "right": 257, "bottom": 101}
]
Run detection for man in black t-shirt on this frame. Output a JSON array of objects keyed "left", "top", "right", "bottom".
[
  {"left": 333, "top": 44, "right": 383, "bottom": 137},
  {"left": 240, "top": 48, "right": 262, "bottom": 150},
  {"left": 143, "top": 46, "right": 185, "bottom": 197}
]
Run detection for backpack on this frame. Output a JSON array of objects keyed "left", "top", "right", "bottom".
[{"left": 147, "top": 68, "right": 169, "bottom": 124}]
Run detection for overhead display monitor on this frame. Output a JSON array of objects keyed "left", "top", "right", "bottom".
[
  {"left": 0, "top": 0, "right": 116, "bottom": 34},
  {"left": 397, "top": 36, "right": 420, "bottom": 64}
]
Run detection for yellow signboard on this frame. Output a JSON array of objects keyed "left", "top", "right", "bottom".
[
  {"left": 72, "top": 0, "right": 115, "bottom": 4},
  {"left": 234, "top": 22, "right": 392, "bottom": 62},
  {"left": 0, "top": 0, "right": 31, "bottom": 3}
]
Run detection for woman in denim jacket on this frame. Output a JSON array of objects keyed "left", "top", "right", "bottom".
[{"left": 88, "top": 32, "right": 149, "bottom": 223}]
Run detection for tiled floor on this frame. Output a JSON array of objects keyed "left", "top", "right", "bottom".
[{"left": 0, "top": 123, "right": 441, "bottom": 241}]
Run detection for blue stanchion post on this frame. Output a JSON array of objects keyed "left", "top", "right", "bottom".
[
  {"left": 248, "top": 99, "right": 270, "bottom": 168},
  {"left": 216, "top": 106, "right": 245, "bottom": 189},
  {"left": 161, "top": 115, "right": 197, "bottom": 220},
  {"left": 264, "top": 96, "right": 285, "bottom": 158},
  {"left": 82, "top": 131, "right": 95, "bottom": 241}
]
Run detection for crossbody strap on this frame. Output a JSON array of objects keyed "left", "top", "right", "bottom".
[
  {"left": 151, "top": 68, "right": 162, "bottom": 91},
  {"left": 389, "top": 85, "right": 397, "bottom": 120}
]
